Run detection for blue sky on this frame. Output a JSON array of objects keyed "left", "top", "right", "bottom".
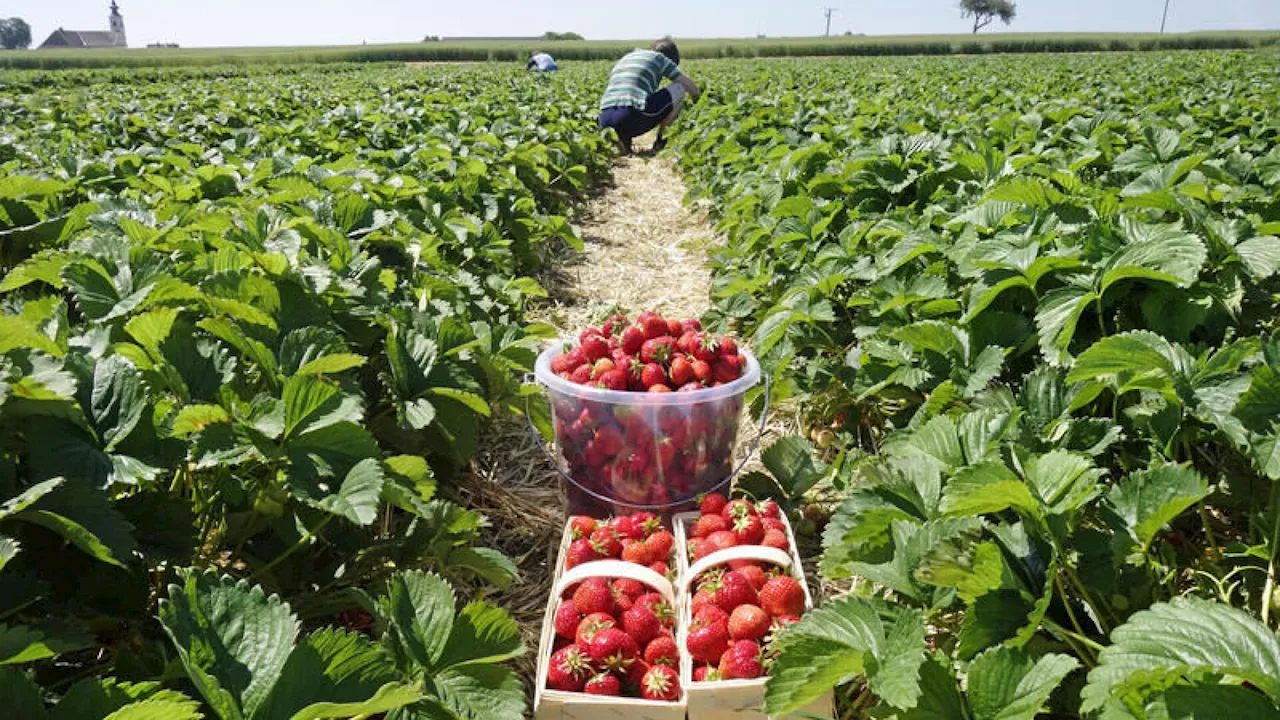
[{"left": 11, "top": 0, "right": 1280, "bottom": 48}]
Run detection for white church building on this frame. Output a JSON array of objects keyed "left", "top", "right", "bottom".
[{"left": 38, "top": 1, "right": 127, "bottom": 49}]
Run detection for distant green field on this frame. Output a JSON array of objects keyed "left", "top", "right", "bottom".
[{"left": 2, "top": 30, "right": 1278, "bottom": 69}]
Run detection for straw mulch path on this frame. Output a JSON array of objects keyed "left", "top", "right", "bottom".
[{"left": 462, "top": 152, "right": 724, "bottom": 687}]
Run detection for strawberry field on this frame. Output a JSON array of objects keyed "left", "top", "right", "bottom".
[
  {"left": 3, "top": 48, "right": 1280, "bottom": 720},
  {"left": 674, "top": 50, "right": 1280, "bottom": 717}
]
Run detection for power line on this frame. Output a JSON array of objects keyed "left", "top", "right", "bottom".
[
  {"left": 1160, "top": 0, "right": 1172, "bottom": 33},
  {"left": 823, "top": 7, "right": 839, "bottom": 36}
]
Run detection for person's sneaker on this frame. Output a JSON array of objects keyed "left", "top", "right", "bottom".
[
  {"left": 618, "top": 136, "right": 633, "bottom": 155},
  {"left": 652, "top": 137, "right": 668, "bottom": 153}
]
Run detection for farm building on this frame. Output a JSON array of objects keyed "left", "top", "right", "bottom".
[{"left": 38, "top": 0, "right": 127, "bottom": 49}]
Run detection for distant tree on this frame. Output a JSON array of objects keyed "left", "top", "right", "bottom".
[
  {"left": 0, "top": 17, "right": 32, "bottom": 49},
  {"left": 541, "top": 31, "right": 584, "bottom": 41},
  {"left": 959, "top": 0, "right": 1016, "bottom": 33},
  {"left": 423, "top": 35, "right": 440, "bottom": 42}
]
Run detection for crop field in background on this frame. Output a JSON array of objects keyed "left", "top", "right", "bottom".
[
  {"left": 2, "top": 47, "right": 1280, "bottom": 719},
  {"left": 1, "top": 30, "right": 1278, "bottom": 69}
]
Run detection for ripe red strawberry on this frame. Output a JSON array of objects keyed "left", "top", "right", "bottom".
[
  {"left": 712, "top": 571, "right": 759, "bottom": 612},
  {"left": 669, "top": 355, "right": 695, "bottom": 386},
  {"left": 728, "top": 604, "right": 771, "bottom": 641},
  {"left": 621, "top": 539, "right": 653, "bottom": 565},
  {"left": 700, "top": 492, "right": 728, "bottom": 516},
  {"left": 640, "top": 337, "right": 676, "bottom": 364},
  {"left": 706, "top": 530, "right": 738, "bottom": 554},
  {"left": 689, "top": 332, "right": 717, "bottom": 362},
  {"left": 583, "top": 672, "right": 621, "bottom": 696},
  {"left": 718, "top": 640, "right": 763, "bottom": 680},
  {"left": 634, "top": 593, "right": 674, "bottom": 627},
  {"left": 756, "top": 499, "right": 780, "bottom": 518},
  {"left": 607, "top": 515, "right": 641, "bottom": 540},
  {"left": 713, "top": 357, "right": 741, "bottom": 382},
  {"left": 690, "top": 586, "right": 717, "bottom": 617},
  {"left": 639, "top": 362, "right": 667, "bottom": 388},
  {"left": 551, "top": 347, "right": 586, "bottom": 374},
  {"left": 599, "top": 368, "right": 629, "bottom": 391},
  {"left": 683, "top": 318, "right": 703, "bottom": 332},
  {"left": 565, "top": 538, "right": 601, "bottom": 569},
  {"left": 569, "top": 515, "right": 598, "bottom": 538},
  {"left": 732, "top": 514, "right": 766, "bottom": 545},
  {"left": 620, "top": 325, "right": 645, "bottom": 354},
  {"left": 649, "top": 560, "right": 671, "bottom": 578},
  {"left": 569, "top": 364, "right": 593, "bottom": 384},
  {"left": 613, "top": 578, "right": 645, "bottom": 600},
  {"left": 547, "top": 644, "right": 593, "bottom": 691},
  {"left": 692, "top": 513, "right": 728, "bottom": 538},
  {"left": 691, "top": 358, "right": 713, "bottom": 384},
  {"left": 667, "top": 319, "right": 684, "bottom": 336},
  {"left": 721, "top": 499, "right": 755, "bottom": 521},
  {"left": 631, "top": 512, "right": 662, "bottom": 536},
  {"left": 588, "top": 627, "right": 640, "bottom": 672},
  {"left": 554, "top": 602, "right": 583, "bottom": 639},
  {"left": 622, "top": 605, "right": 662, "bottom": 645},
  {"left": 645, "top": 633, "right": 679, "bottom": 666},
  {"left": 686, "top": 619, "right": 730, "bottom": 663},
  {"left": 719, "top": 336, "right": 738, "bottom": 356},
  {"left": 761, "top": 516, "right": 786, "bottom": 533},
  {"left": 590, "top": 527, "right": 622, "bottom": 557},
  {"left": 575, "top": 612, "right": 616, "bottom": 646},
  {"left": 594, "top": 425, "right": 624, "bottom": 457},
  {"left": 581, "top": 334, "right": 610, "bottom": 362},
  {"left": 762, "top": 528, "right": 790, "bottom": 551},
  {"left": 693, "top": 665, "right": 721, "bottom": 682},
  {"left": 646, "top": 530, "right": 674, "bottom": 560},
  {"left": 676, "top": 330, "right": 696, "bottom": 354},
  {"left": 573, "top": 577, "right": 616, "bottom": 616},
  {"left": 694, "top": 605, "right": 730, "bottom": 628},
  {"left": 691, "top": 538, "right": 714, "bottom": 561},
  {"left": 641, "top": 315, "right": 669, "bottom": 340},
  {"left": 641, "top": 664, "right": 680, "bottom": 701},
  {"left": 759, "top": 576, "right": 806, "bottom": 617},
  {"left": 735, "top": 564, "right": 768, "bottom": 590}
]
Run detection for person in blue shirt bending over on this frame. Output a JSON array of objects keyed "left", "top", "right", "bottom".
[{"left": 527, "top": 51, "right": 559, "bottom": 72}]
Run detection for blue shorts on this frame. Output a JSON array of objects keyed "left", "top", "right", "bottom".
[{"left": 598, "top": 88, "right": 677, "bottom": 141}]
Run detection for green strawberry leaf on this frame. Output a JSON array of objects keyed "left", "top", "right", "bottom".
[
  {"left": 1103, "top": 465, "right": 1208, "bottom": 551},
  {"left": 158, "top": 570, "right": 299, "bottom": 720},
  {"left": 1081, "top": 597, "right": 1280, "bottom": 712},
  {"left": 967, "top": 647, "right": 1078, "bottom": 720}
]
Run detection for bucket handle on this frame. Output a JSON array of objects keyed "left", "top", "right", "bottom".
[{"left": 523, "top": 372, "right": 771, "bottom": 512}]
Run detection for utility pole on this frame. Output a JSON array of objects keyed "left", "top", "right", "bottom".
[
  {"left": 823, "top": 7, "right": 838, "bottom": 36},
  {"left": 1160, "top": 0, "right": 1171, "bottom": 33}
]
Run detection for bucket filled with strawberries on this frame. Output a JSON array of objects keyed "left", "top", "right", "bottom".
[{"left": 534, "top": 311, "right": 761, "bottom": 516}]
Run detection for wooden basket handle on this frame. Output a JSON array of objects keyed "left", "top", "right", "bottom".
[
  {"left": 682, "top": 545, "right": 793, "bottom": 594},
  {"left": 553, "top": 559, "right": 676, "bottom": 604}
]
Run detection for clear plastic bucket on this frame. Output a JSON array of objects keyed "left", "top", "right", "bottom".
[{"left": 533, "top": 342, "right": 764, "bottom": 517}]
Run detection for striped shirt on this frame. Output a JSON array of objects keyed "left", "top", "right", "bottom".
[{"left": 599, "top": 49, "right": 684, "bottom": 111}]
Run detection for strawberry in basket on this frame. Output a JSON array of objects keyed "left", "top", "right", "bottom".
[
  {"left": 564, "top": 513, "right": 676, "bottom": 580},
  {"left": 547, "top": 574, "right": 681, "bottom": 700}
]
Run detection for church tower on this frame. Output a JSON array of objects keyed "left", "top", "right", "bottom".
[{"left": 108, "top": 0, "right": 127, "bottom": 46}]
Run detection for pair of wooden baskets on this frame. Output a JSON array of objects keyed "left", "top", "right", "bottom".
[{"left": 533, "top": 511, "right": 835, "bottom": 720}]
